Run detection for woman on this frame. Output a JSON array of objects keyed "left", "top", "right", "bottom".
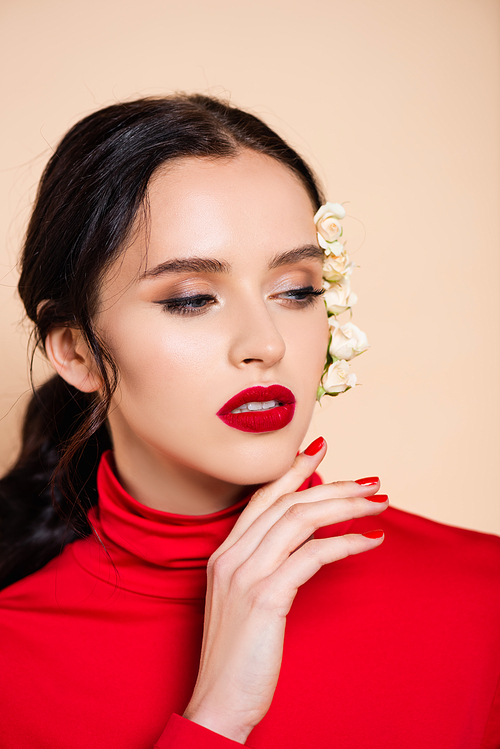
[{"left": 0, "top": 95, "right": 498, "bottom": 749}]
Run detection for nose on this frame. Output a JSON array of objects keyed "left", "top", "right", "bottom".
[{"left": 227, "top": 295, "right": 286, "bottom": 370}]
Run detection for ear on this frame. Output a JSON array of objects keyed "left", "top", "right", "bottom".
[{"left": 45, "top": 326, "right": 102, "bottom": 393}]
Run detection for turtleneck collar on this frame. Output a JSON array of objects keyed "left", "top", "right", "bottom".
[{"left": 72, "top": 450, "right": 322, "bottom": 600}]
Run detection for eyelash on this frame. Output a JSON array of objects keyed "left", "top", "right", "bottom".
[{"left": 157, "top": 286, "right": 325, "bottom": 316}]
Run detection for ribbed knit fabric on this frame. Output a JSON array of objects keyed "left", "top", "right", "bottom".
[{"left": 0, "top": 450, "right": 499, "bottom": 748}]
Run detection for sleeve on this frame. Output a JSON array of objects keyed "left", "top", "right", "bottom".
[
  {"left": 480, "top": 671, "right": 500, "bottom": 749},
  {"left": 154, "top": 714, "right": 253, "bottom": 748}
]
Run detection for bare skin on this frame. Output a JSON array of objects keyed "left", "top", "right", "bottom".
[{"left": 45, "top": 150, "right": 387, "bottom": 743}]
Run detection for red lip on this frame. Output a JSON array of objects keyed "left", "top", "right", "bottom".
[{"left": 217, "top": 385, "right": 296, "bottom": 433}]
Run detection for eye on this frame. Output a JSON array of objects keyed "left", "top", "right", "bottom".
[
  {"left": 276, "top": 286, "right": 325, "bottom": 307},
  {"left": 155, "top": 294, "right": 217, "bottom": 316}
]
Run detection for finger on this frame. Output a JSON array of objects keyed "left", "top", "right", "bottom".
[
  {"left": 216, "top": 474, "right": 386, "bottom": 561},
  {"left": 241, "top": 465, "right": 382, "bottom": 539},
  {"left": 216, "top": 437, "right": 328, "bottom": 553},
  {"left": 258, "top": 532, "right": 385, "bottom": 614},
  {"left": 231, "top": 495, "right": 389, "bottom": 582}
]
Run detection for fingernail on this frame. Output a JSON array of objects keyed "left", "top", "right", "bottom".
[
  {"left": 304, "top": 437, "right": 325, "bottom": 456},
  {"left": 355, "top": 476, "right": 379, "bottom": 486},
  {"left": 365, "top": 494, "right": 388, "bottom": 504},
  {"left": 362, "top": 530, "right": 384, "bottom": 539}
]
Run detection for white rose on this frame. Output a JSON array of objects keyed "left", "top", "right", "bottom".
[
  {"left": 323, "top": 277, "right": 358, "bottom": 314},
  {"left": 317, "top": 216, "right": 342, "bottom": 246},
  {"left": 322, "top": 249, "right": 355, "bottom": 281},
  {"left": 314, "top": 203, "right": 346, "bottom": 255},
  {"left": 322, "top": 359, "right": 357, "bottom": 394},
  {"left": 314, "top": 202, "right": 346, "bottom": 223},
  {"left": 329, "top": 320, "right": 369, "bottom": 361}
]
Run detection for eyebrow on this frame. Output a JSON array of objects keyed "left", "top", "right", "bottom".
[
  {"left": 139, "top": 244, "right": 323, "bottom": 280},
  {"left": 268, "top": 245, "right": 323, "bottom": 269},
  {"left": 139, "top": 257, "right": 230, "bottom": 279}
]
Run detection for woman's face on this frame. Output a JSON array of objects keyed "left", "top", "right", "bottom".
[{"left": 95, "top": 150, "right": 329, "bottom": 508}]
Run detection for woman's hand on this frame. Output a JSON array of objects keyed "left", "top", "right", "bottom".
[{"left": 183, "top": 438, "right": 388, "bottom": 743}]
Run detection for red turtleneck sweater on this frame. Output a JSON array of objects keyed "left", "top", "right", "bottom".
[{"left": 0, "top": 451, "right": 499, "bottom": 748}]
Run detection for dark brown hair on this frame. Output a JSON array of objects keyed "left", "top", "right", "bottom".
[{"left": 0, "top": 94, "right": 324, "bottom": 589}]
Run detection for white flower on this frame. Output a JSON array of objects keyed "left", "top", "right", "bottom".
[
  {"left": 329, "top": 321, "right": 369, "bottom": 361},
  {"left": 314, "top": 202, "right": 346, "bottom": 222},
  {"left": 319, "top": 238, "right": 345, "bottom": 257},
  {"left": 322, "top": 249, "right": 355, "bottom": 281},
  {"left": 317, "top": 218, "right": 342, "bottom": 247},
  {"left": 314, "top": 200, "right": 367, "bottom": 400},
  {"left": 322, "top": 360, "right": 357, "bottom": 394},
  {"left": 323, "top": 276, "right": 358, "bottom": 314},
  {"left": 314, "top": 203, "right": 346, "bottom": 256}
]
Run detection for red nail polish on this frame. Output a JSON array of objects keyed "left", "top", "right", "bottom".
[
  {"left": 362, "top": 530, "right": 384, "bottom": 539},
  {"left": 365, "top": 494, "right": 388, "bottom": 504},
  {"left": 355, "top": 476, "right": 379, "bottom": 486},
  {"left": 304, "top": 437, "right": 325, "bottom": 456}
]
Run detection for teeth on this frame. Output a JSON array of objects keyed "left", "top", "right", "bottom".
[{"left": 231, "top": 400, "right": 281, "bottom": 414}]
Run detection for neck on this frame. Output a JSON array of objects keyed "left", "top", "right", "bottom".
[{"left": 109, "top": 435, "right": 251, "bottom": 515}]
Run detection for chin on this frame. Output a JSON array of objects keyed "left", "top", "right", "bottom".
[
  {"left": 210, "top": 438, "right": 301, "bottom": 487},
  {"left": 220, "top": 466, "right": 292, "bottom": 488}
]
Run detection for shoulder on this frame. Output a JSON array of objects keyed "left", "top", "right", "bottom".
[
  {"left": 379, "top": 505, "right": 500, "bottom": 574},
  {"left": 342, "top": 506, "right": 500, "bottom": 624},
  {"left": 355, "top": 504, "right": 500, "bottom": 587},
  {"left": 314, "top": 503, "right": 500, "bottom": 611},
  {"left": 0, "top": 535, "right": 94, "bottom": 612}
]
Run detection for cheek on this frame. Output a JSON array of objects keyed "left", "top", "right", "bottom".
[
  {"left": 104, "top": 313, "right": 225, "bottom": 409},
  {"left": 317, "top": 310, "right": 330, "bottom": 362},
  {"left": 289, "top": 307, "right": 329, "bottom": 373}
]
